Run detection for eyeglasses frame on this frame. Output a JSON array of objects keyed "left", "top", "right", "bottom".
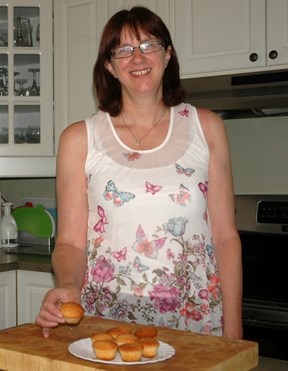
[{"left": 110, "top": 39, "right": 164, "bottom": 59}]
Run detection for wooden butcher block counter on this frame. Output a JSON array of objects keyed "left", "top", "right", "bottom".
[{"left": 0, "top": 316, "right": 258, "bottom": 371}]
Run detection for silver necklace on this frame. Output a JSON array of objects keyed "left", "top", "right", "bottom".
[{"left": 121, "top": 108, "right": 166, "bottom": 146}]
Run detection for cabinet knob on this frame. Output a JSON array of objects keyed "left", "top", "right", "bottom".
[
  {"left": 249, "top": 53, "right": 258, "bottom": 62},
  {"left": 269, "top": 50, "right": 278, "bottom": 60}
]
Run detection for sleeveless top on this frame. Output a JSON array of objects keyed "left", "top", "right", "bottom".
[{"left": 82, "top": 103, "right": 223, "bottom": 336}]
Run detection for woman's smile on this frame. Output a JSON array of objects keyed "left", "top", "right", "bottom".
[{"left": 130, "top": 68, "right": 151, "bottom": 76}]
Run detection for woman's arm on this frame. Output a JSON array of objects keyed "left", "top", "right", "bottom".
[
  {"left": 197, "top": 108, "right": 243, "bottom": 339},
  {"left": 52, "top": 120, "right": 89, "bottom": 292},
  {"left": 35, "top": 120, "right": 88, "bottom": 336}
]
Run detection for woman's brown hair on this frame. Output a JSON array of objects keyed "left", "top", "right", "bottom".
[{"left": 93, "top": 6, "right": 185, "bottom": 116}]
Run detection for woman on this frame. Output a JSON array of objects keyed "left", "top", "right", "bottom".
[{"left": 36, "top": 6, "right": 242, "bottom": 340}]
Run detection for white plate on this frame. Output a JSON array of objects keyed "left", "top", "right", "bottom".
[{"left": 68, "top": 337, "right": 175, "bottom": 365}]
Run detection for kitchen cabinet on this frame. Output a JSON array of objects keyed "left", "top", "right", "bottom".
[
  {"left": 53, "top": 0, "right": 102, "bottom": 146},
  {"left": 17, "top": 269, "right": 55, "bottom": 325},
  {"left": 0, "top": 270, "right": 17, "bottom": 330},
  {"left": 176, "top": 0, "right": 288, "bottom": 77},
  {"left": 0, "top": 0, "right": 53, "bottom": 157}
]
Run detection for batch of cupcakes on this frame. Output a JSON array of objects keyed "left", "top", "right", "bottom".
[
  {"left": 90, "top": 324, "right": 160, "bottom": 362},
  {"left": 60, "top": 302, "right": 160, "bottom": 362}
]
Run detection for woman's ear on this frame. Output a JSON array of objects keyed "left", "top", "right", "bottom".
[
  {"left": 165, "top": 45, "right": 172, "bottom": 67},
  {"left": 105, "top": 61, "right": 117, "bottom": 78}
]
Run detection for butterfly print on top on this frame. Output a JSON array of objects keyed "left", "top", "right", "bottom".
[
  {"left": 133, "top": 256, "right": 149, "bottom": 272},
  {"left": 103, "top": 180, "right": 135, "bottom": 207},
  {"left": 198, "top": 181, "right": 208, "bottom": 198},
  {"left": 112, "top": 246, "right": 127, "bottom": 262},
  {"left": 178, "top": 106, "right": 190, "bottom": 117},
  {"left": 175, "top": 163, "right": 195, "bottom": 177},
  {"left": 123, "top": 152, "right": 141, "bottom": 161},
  {"left": 169, "top": 184, "right": 191, "bottom": 206},
  {"left": 93, "top": 205, "right": 108, "bottom": 233},
  {"left": 132, "top": 224, "right": 167, "bottom": 259},
  {"left": 145, "top": 181, "right": 162, "bottom": 195}
]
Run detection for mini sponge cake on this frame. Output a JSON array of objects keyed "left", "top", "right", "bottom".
[
  {"left": 115, "top": 333, "right": 138, "bottom": 347},
  {"left": 107, "top": 324, "right": 132, "bottom": 339},
  {"left": 92, "top": 340, "right": 118, "bottom": 361},
  {"left": 60, "top": 302, "right": 84, "bottom": 324},
  {"left": 91, "top": 332, "right": 114, "bottom": 343},
  {"left": 138, "top": 338, "right": 160, "bottom": 358},
  {"left": 118, "top": 342, "right": 143, "bottom": 362},
  {"left": 134, "top": 326, "right": 158, "bottom": 339}
]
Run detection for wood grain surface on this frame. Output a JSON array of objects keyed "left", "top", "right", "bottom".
[{"left": 0, "top": 316, "right": 258, "bottom": 371}]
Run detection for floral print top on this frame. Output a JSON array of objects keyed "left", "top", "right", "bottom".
[{"left": 82, "top": 103, "right": 223, "bottom": 336}]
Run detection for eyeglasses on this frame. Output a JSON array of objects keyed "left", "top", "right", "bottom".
[{"left": 110, "top": 40, "right": 164, "bottom": 59}]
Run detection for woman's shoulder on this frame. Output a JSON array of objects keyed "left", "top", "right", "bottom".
[
  {"left": 196, "top": 107, "right": 221, "bottom": 122},
  {"left": 60, "top": 119, "right": 87, "bottom": 143},
  {"left": 58, "top": 118, "right": 91, "bottom": 159},
  {"left": 195, "top": 107, "right": 228, "bottom": 149},
  {"left": 60, "top": 111, "right": 103, "bottom": 140},
  {"left": 196, "top": 107, "right": 226, "bottom": 131}
]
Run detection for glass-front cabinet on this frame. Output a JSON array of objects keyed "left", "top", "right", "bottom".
[{"left": 0, "top": 0, "right": 53, "bottom": 156}]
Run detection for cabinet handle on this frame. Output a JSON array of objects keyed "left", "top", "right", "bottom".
[
  {"left": 268, "top": 50, "right": 278, "bottom": 60},
  {"left": 249, "top": 53, "right": 258, "bottom": 62}
]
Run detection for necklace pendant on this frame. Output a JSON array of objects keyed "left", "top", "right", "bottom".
[{"left": 135, "top": 139, "right": 141, "bottom": 146}]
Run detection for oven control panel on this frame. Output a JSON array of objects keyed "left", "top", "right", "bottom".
[{"left": 257, "top": 201, "right": 288, "bottom": 224}]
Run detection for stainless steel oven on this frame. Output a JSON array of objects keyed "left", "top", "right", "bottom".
[{"left": 236, "top": 195, "right": 288, "bottom": 360}]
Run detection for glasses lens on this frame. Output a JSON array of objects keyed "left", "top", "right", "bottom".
[
  {"left": 140, "top": 40, "right": 163, "bottom": 54},
  {"left": 111, "top": 45, "right": 133, "bottom": 59}
]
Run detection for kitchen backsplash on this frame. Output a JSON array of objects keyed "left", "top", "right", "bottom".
[{"left": 0, "top": 178, "right": 56, "bottom": 208}]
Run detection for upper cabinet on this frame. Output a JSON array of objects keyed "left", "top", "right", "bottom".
[
  {"left": 0, "top": 0, "right": 53, "bottom": 157},
  {"left": 176, "top": 0, "right": 288, "bottom": 78},
  {"left": 267, "top": 0, "right": 288, "bottom": 66},
  {"left": 53, "top": 0, "right": 104, "bottom": 147}
]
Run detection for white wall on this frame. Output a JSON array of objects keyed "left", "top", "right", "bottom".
[
  {"left": 225, "top": 116, "right": 288, "bottom": 195},
  {"left": 0, "top": 178, "right": 56, "bottom": 207}
]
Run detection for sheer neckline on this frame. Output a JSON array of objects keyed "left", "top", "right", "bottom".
[{"left": 106, "top": 107, "right": 174, "bottom": 153}]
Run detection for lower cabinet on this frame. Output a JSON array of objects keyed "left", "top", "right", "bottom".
[
  {"left": 17, "top": 270, "right": 55, "bottom": 325},
  {"left": 0, "top": 269, "right": 55, "bottom": 329},
  {"left": 0, "top": 270, "right": 17, "bottom": 330}
]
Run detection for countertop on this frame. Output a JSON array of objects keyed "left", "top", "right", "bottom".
[
  {"left": 0, "top": 317, "right": 258, "bottom": 371},
  {"left": 0, "top": 248, "right": 52, "bottom": 273}
]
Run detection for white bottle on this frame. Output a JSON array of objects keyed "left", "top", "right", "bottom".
[{"left": 1, "top": 202, "right": 18, "bottom": 248}]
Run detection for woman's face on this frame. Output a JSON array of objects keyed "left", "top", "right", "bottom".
[{"left": 105, "top": 28, "right": 171, "bottom": 101}]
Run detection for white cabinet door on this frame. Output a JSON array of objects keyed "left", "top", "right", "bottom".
[
  {"left": 175, "top": 0, "right": 266, "bottom": 77},
  {"left": 0, "top": 270, "right": 16, "bottom": 329},
  {"left": 106, "top": 0, "right": 173, "bottom": 31},
  {"left": 17, "top": 270, "right": 55, "bottom": 325},
  {"left": 267, "top": 0, "right": 288, "bottom": 66},
  {"left": 0, "top": 0, "right": 53, "bottom": 156},
  {"left": 54, "top": 0, "right": 107, "bottom": 152}
]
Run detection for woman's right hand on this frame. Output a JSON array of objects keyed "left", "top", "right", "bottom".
[{"left": 35, "top": 287, "right": 81, "bottom": 338}]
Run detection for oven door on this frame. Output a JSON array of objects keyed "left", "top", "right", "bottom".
[
  {"left": 240, "top": 231, "right": 288, "bottom": 360},
  {"left": 241, "top": 231, "right": 288, "bottom": 303}
]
